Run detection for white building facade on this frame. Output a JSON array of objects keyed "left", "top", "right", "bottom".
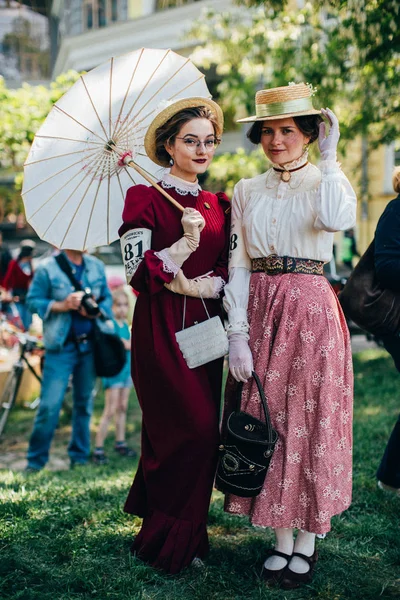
[{"left": 51, "top": 0, "right": 233, "bottom": 76}]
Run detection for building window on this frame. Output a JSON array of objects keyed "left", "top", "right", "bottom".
[
  {"left": 83, "top": 0, "right": 119, "bottom": 30},
  {"left": 111, "top": 0, "right": 118, "bottom": 21}
]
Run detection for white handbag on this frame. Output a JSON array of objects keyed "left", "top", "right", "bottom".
[{"left": 175, "top": 296, "right": 229, "bottom": 369}]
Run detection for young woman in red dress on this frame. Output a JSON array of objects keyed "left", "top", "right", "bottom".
[{"left": 118, "top": 98, "right": 230, "bottom": 574}]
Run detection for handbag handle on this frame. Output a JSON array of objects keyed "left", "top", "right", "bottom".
[
  {"left": 235, "top": 371, "right": 275, "bottom": 441},
  {"left": 181, "top": 294, "right": 211, "bottom": 330}
]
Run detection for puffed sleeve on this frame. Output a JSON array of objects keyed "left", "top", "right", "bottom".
[
  {"left": 118, "top": 185, "right": 175, "bottom": 295},
  {"left": 223, "top": 180, "right": 251, "bottom": 335},
  {"left": 314, "top": 161, "right": 357, "bottom": 232}
]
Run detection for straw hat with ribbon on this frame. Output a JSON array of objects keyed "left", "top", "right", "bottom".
[
  {"left": 237, "top": 82, "right": 320, "bottom": 123},
  {"left": 144, "top": 97, "right": 224, "bottom": 167}
]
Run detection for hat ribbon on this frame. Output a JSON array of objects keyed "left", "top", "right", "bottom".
[{"left": 256, "top": 97, "right": 314, "bottom": 118}]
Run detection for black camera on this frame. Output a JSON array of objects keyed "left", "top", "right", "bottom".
[{"left": 80, "top": 288, "right": 100, "bottom": 317}]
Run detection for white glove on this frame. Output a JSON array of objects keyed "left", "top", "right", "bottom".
[
  {"left": 167, "top": 208, "right": 205, "bottom": 267},
  {"left": 229, "top": 332, "right": 253, "bottom": 382},
  {"left": 318, "top": 108, "right": 340, "bottom": 162},
  {"left": 165, "top": 270, "right": 220, "bottom": 298}
]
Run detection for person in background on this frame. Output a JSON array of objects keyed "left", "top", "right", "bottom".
[
  {"left": 222, "top": 83, "right": 356, "bottom": 589},
  {"left": 25, "top": 248, "right": 112, "bottom": 472},
  {"left": 3, "top": 239, "right": 36, "bottom": 330},
  {"left": 119, "top": 97, "right": 230, "bottom": 574},
  {"left": 107, "top": 274, "right": 137, "bottom": 324},
  {"left": 341, "top": 228, "right": 360, "bottom": 270},
  {"left": 0, "top": 231, "right": 12, "bottom": 288},
  {"left": 374, "top": 166, "right": 400, "bottom": 496},
  {"left": 93, "top": 288, "right": 136, "bottom": 465}
]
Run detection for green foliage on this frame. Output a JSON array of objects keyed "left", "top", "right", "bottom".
[
  {"left": 187, "top": 0, "right": 400, "bottom": 145},
  {"left": 207, "top": 148, "right": 266, "bottom": 196},
  {"left": 0, "top": 71, "right": 81, "bottom": 172},
  {"left": 0, "top": 185, "right": 23, "bottom": 218},
  {"left": 0, "top": 350, "right": 400, "bottom": 599},
  {"left": 0, "top": 71, "right": 81, "bottom": 217}
]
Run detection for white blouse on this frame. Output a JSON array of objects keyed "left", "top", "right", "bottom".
[{"left": 223, "top": 154, "right": 357, "bottom": 334}]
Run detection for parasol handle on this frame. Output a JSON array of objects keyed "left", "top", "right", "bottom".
[{"left": 127, "top": 160, "right": 184, "bottom": 213}]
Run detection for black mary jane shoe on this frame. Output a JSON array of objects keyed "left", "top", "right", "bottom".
[
  {"left": 260, "top": 549, "right": 292, "bottom": 586},
  {"left": 280, "top": 549, "right": 318, "bottom": 590}
]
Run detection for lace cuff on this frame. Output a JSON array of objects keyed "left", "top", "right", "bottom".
[
  {"left": 213, "top": 276, "right": 226, "bottom": 299},
  {"left": 319, "top": 160, "right": 342, "bottom": 179},
  {"left": 226, "top": 322, "right": 250, "bottom": 338},
  {"left": 154, "top": 249, "right": 180, "bottom": 276},
  {"left": 226, "top": 307, "right": 249, "bottom": 337}
]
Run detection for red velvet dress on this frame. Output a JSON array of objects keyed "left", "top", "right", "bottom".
[{"left": 119, "top": 183, "right": 230, "bottom": 574}]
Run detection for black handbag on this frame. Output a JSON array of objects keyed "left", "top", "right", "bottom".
[
  {"left": 55, "top": 253, "right": 126, "bottom": 377},
  {"left": 92, "top": 320, "right": 127, "bottom": 378},
  {"left": 216, "top": 371, "right": 278, "bottom": 498},
  {"left": 339, "top": 239, "right": 400, "bottom": 336}
]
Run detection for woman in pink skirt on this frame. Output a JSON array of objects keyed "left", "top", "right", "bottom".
[{"left": 222, "top": 83, "right": 357, "bottom": 589}]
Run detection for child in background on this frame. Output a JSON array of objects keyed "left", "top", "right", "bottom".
[{"left": 93, "top": 289, "right": 136, "bottom": 464}]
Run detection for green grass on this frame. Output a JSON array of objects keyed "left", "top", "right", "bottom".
[{"left": 1, "top": 350, "right": 400, "bottom": 599}]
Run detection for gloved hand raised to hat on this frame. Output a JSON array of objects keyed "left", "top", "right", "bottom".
[
  {"left": 166, "top": 207, "right": 205, "bottom": 267},
  {"left": 318, "top": 108, "right": 340, "bottom": 162}
]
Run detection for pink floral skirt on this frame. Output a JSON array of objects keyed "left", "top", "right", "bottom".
[{"left": 223, "top": 273, "right": 353, "bottom": 534}]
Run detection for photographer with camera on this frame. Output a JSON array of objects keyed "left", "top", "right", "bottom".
[{"left": 24, "top": 249, "right": 112, "bottom": 472}]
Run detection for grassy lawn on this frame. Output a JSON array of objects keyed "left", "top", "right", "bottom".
[{"left": 1, "top": 349, "right": 400, "bottom": 599}]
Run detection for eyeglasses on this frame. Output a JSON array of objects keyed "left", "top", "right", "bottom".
[{"left": 175, "top": 137, "right": 221, "bottom": 152}]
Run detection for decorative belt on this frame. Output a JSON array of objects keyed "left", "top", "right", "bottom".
[{"left": 251, "top": 255, "right": 324, "bottom": 276}]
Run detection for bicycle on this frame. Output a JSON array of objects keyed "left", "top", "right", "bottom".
[{"left": 0, "top": 322, "right": 43, "bottom": 438}]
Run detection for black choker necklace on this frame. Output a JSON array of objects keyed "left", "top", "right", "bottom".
[{"left": 273, "top": 161, "right": 309, "bottom": 182}]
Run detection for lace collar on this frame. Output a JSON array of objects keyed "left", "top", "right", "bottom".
[{"left": 160, "top": 172, "right": 202, "bottom": 197}]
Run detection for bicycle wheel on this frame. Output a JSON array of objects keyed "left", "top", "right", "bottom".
[{"left": 0, "top": 367, "right": 23, "bottom": 438}]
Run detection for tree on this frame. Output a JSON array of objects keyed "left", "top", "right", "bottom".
[
  {"left": 187, "top": 1, "right": 399, "bottom": 144},
  {"left": 0, "top": 71, "right": 81, "bottom": 217},
  {"left": 0, "top": 71, "right": 81, "bottom": 172},
  {"left": 187, "top": 0, "right": 400, "bottom": 222}
]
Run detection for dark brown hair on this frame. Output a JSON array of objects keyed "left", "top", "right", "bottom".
[
  {"left": 247, "top": 114, "right": 323, "bottom": 145},
  {"left": 155, "top": 106, "right": 220, "bottom": 167}
]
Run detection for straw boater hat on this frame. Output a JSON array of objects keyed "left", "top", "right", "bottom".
[
  {"left": 144, "top": 97, "right": 224, "bottom": 167},
  {"left": 237, "top": 82, "right": 321, "bottom": 123}
]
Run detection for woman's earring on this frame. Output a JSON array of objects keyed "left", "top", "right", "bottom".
[{"left": 169, "top": 157, "right": 174, "bottom": 166}]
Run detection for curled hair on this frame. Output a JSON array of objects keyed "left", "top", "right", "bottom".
[
  {"left": 393, "top": 166, "right": 400, "bottom": 194},
  {"left": 155, "top": 107, "right": 220, "bottom": 167},
  {"left": 247, "top": 114, "right": 323, "bottom": 145}
]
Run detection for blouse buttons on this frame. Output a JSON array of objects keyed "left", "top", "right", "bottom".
[
  {"left": 270, "top": 245, "right": 275, "bottom": 252},
  {"left": 272, "top": 218, "right": 277, "bottom": 224}
]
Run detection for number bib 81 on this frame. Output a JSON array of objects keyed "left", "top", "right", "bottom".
[{"left": 120, "top": 228, "right": 152, "bottom": 283}]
